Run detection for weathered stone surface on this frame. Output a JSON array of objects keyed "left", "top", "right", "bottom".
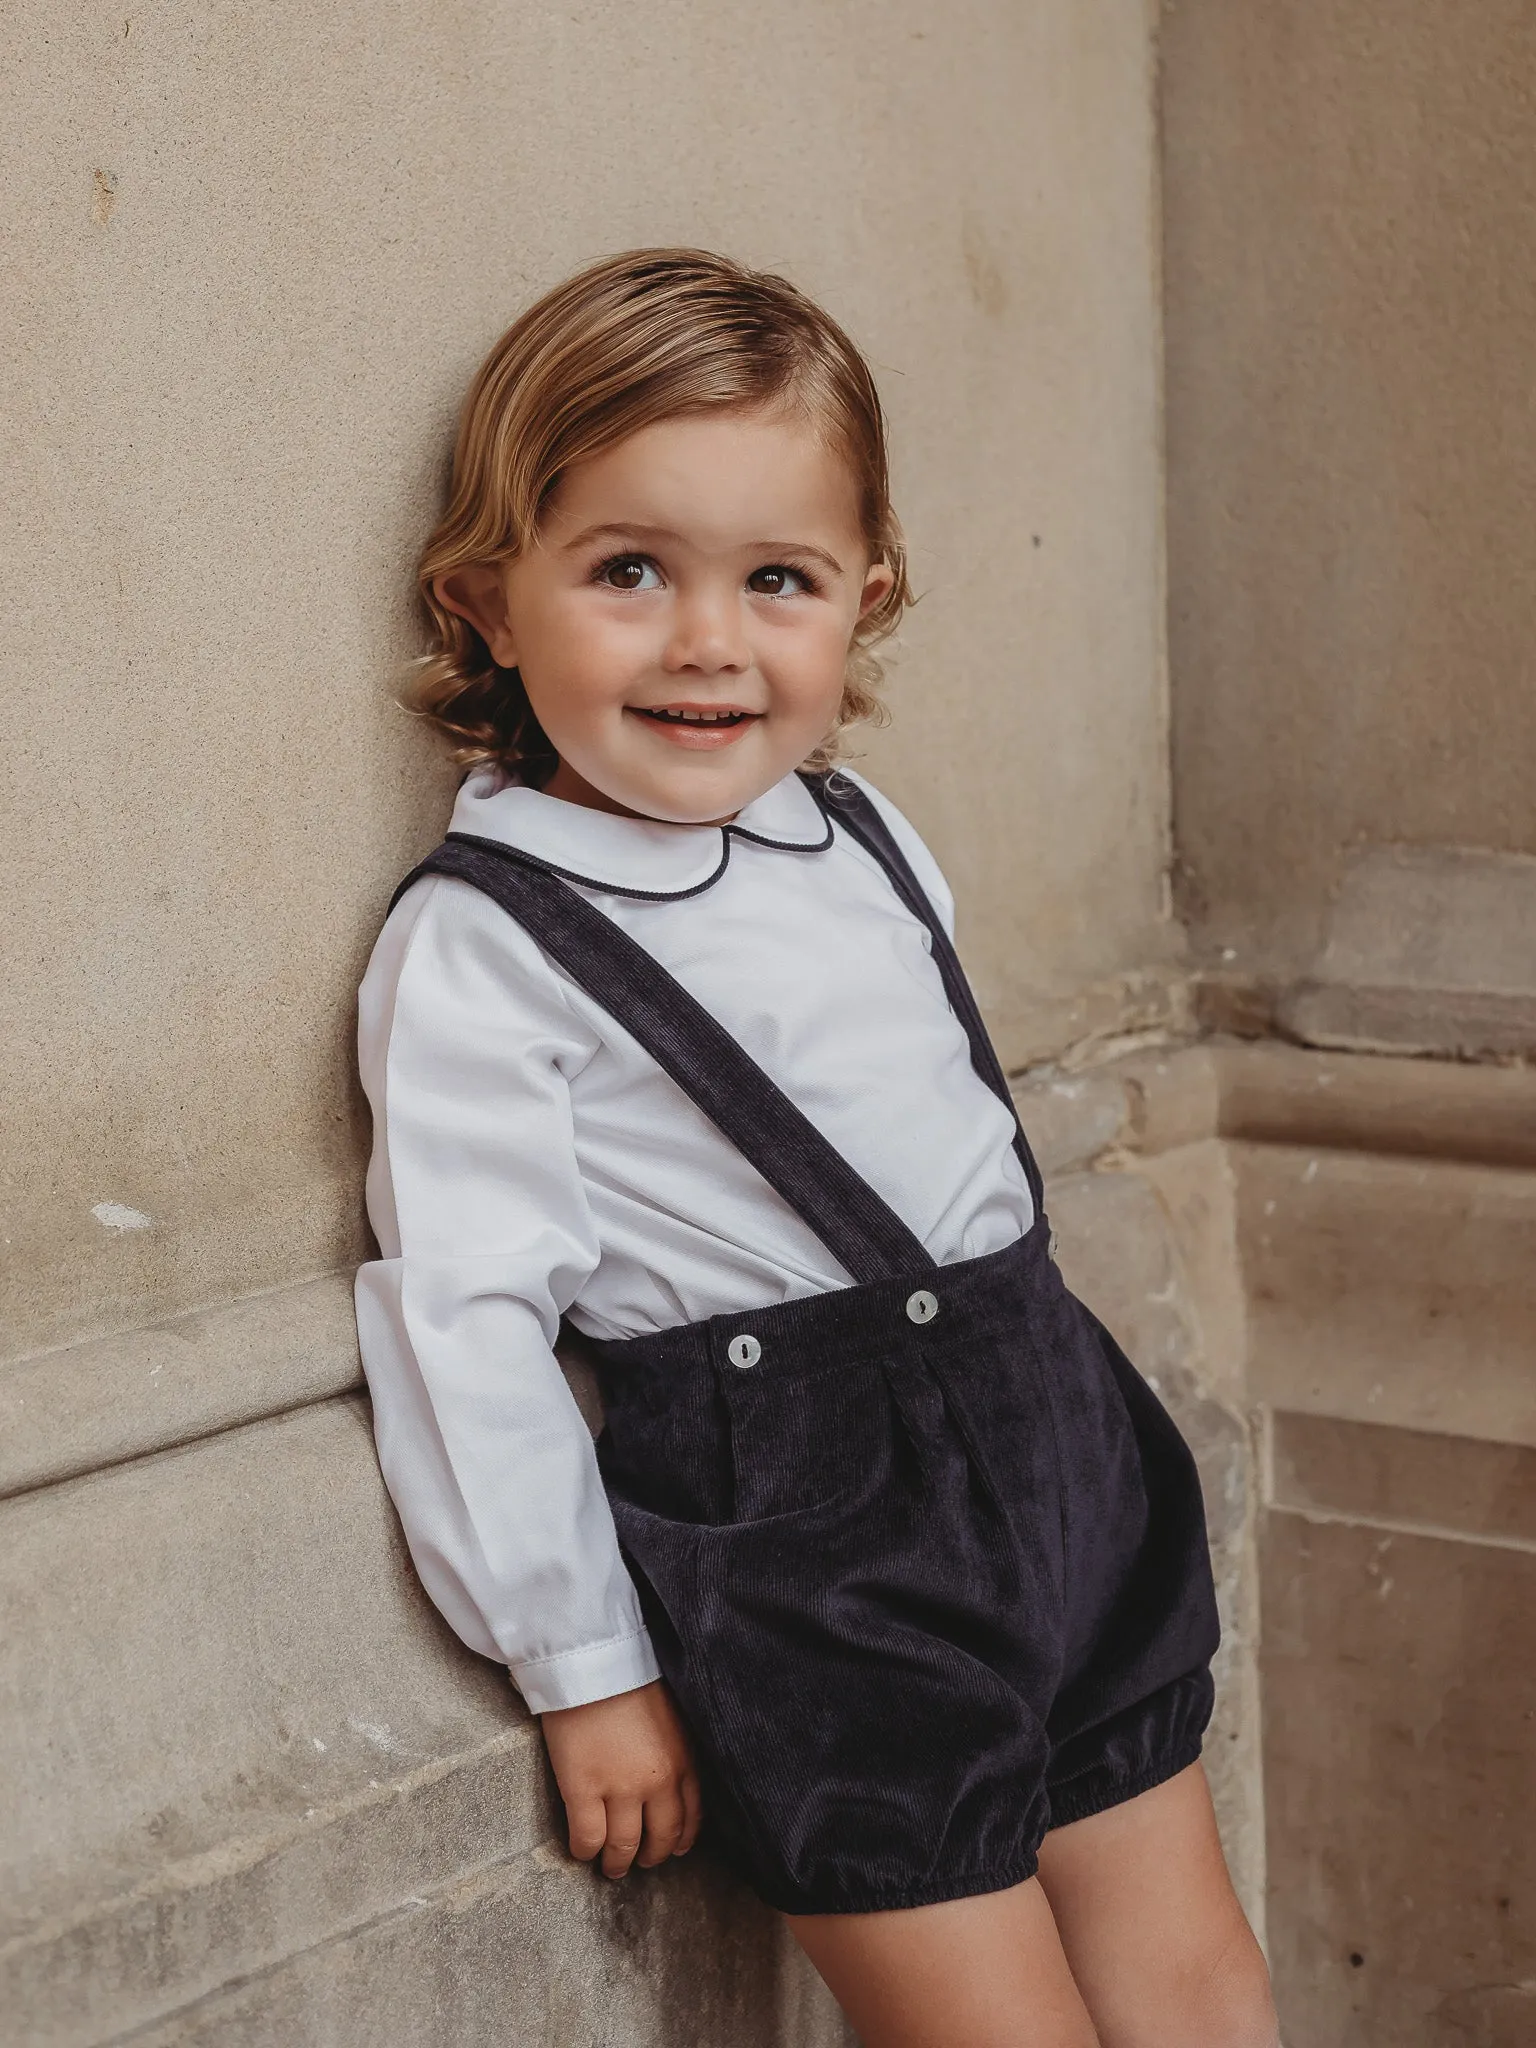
[
  {"left": 1262, "top": 1510, "right": 1536, "bottom": 2048},
  {"left": 0, "top": 1275, "right": 360, "bottom": 1499},
  {"left": 115, "top": 1847, "right": 849, "bottom": 2048},
  {"left": 1271, "top": 1414, "right": 1536, "bottom": 1548},
  {"left": 1277, "top": 847, "right": 1536, "bottom": 1059},
  {"left": 1134, "top": 1136, "right": 1247, "bottom": 1409},
  {"left": 0, "top": 1392, "right": 849, "bottom": 2048},
  {"left": 1013, "top": 1068, "right": 1136, "bottom": 1180},
  {"left": 1235, "top": 1142, "right": 1536, "bottom": 1447},
  {"left": 1163, "top": 3, "right": 1536, "bottom": 983},
  {"left": 1211, "top": 1043, "right": 1536, "bottom": 1172},
  {"left": 1, "top": 1401, "right": 514, "bottom": 2000},
  {"left": 7, "top": 1730, "right": 548, "bottom": 2047}
]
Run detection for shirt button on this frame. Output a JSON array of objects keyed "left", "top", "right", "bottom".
[
  {"left": 905, "top": 1289, "right": 939, "bottom": 1326},
  {"left": 727, "top": 1334, "right": 762, "bottom": 1370}
]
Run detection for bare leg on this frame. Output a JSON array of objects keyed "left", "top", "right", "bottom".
[
  {"left": 789, "top": 1877, "right": 1101, "bottom": 2048},
  {"left": 1036, "top": 1763, "right": 1278, "bottom": 2048}
]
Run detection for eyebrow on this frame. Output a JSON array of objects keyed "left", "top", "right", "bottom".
[{"left": 560, "top": 522, "right": 846, "bottom": 579}]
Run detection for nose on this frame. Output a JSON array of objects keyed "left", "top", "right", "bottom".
[{"left": 661, "top": 583, "right": 749, "bottom": 676}]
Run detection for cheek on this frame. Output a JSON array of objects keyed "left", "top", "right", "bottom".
[
  {"left": 525, "top": 602, "right": 649, "bottom": 699},
  {"left": 765, "top": 614, "right": 855, "bottom": 704}
]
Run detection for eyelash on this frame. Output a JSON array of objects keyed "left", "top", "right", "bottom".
[{"left": 589, "top": 552, "right": 823, "bottom": 597}]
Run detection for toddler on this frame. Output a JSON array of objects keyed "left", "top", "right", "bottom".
[{"left": 356, "top": 249, "right": 1277, "bottom": 2047}]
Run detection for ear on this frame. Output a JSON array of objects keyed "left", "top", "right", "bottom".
[
  {"left": 433, "top": 562, "right": 518, "bottom": 668},
  {"left": 856, "top": 560, "right": 896, "bottom": 622}
]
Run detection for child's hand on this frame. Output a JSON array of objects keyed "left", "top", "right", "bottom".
[{"left": 540, "top": 1679, "right": 703, "bottom": 1879}]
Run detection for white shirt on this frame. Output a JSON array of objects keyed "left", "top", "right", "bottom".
[{"left": 355, "top": 768, "right": 1033, "bottom": 1713}]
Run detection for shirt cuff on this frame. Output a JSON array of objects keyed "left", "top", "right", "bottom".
[{"left": 511, "top": 1627, "right": 663, "bottom": 1715}]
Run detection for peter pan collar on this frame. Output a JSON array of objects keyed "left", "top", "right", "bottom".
[{"left": 446, "top": 766, "right": 834, "bottom": 901}]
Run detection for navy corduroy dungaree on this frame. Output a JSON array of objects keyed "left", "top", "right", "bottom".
[{"left": 398, "top": 772, "right": 1220, "bottom": 1916}]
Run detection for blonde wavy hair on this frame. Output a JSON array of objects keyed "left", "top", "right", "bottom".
[{"left": 411, "top": 248, "right": 913, "bottom": 784}]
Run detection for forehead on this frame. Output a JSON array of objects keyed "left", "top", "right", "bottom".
[{"left": 543, "top": 410, "right": 863, "bottom": 545}]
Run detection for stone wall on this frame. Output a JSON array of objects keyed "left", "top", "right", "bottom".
[
  {"left": 1161, "top": 0, "right": 1536, "bottom": 983},
  {"left": 2, "top": 4, "right": 1181, "bottom": 2041},
  {"left": 1161, "top": 8, "right": 1536, "bottom": 2041}
]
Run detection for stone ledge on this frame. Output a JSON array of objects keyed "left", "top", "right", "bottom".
[
  {"left": 1016, "top": 1040, "right": 1536, "bottom": 1177},
  {"left": 1276, "top": 845, "right": 1536, "bottom": 1060},
  {"left": 0, "top": 1275, "right": 362, "bottom": 1504},
  {"left": 4, "top": 1728, "right": 547, "bottom": 2048},
  {"left": 7, "top": 1722, "right": 845, "bottom": 2048},
  {"left": 110, "top": 1835, "right": 846, "bottom": 2048},
  {"left": 1234, "top": 1143, "right": 1536, "bottom": 1449},
  {"left": 1208, "top": 1042, "right": 1536, "bottom": 1168},
  {"left": 1267, "top": 1412, "right": 1536, "bottom": 1551},
  {"left": 0, "top": 1400, "right": 520, "bottom": 1950}
]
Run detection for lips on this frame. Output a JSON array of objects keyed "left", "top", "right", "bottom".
[
  {"left": 632, "top": 706, "right": 757, "bottom": 726},
  {"left": 627, "top": 704, "right": 762, "bottom": 750}
]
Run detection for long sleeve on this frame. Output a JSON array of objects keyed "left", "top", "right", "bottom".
[{"left": 354, "top": 874, "right": 660, "bottom": 1714}]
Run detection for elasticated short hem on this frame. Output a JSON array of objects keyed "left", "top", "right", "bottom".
[
  {"left": 772, "top": 1849, "right": 1043, "bottom": 1920},
  {"left": 1047, "top": 1733, "right": 1208, "bottom": 1834},
  {"left": 769, "top": 1700, "right": 1210, "bottom": 1916}
]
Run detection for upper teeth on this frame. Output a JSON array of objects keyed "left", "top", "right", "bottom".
[{"left": 647, "top": 708, "right": 744, "bottom": 723}]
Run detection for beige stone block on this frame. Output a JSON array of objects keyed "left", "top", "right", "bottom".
[
  {"left": 118, "top": 1849, "right": 848, "bottom": 2048},
  {"left": 1261, "top": 1511, "right": 1536, "bottom": 2046},
  {"left": 1, "top": 1401, "right": 515, "bottom": 1977},
  {"left": 0, "top": 1275, "right": 360, "bottom": 1498},
  {"left": 1278, "top": 847, "right": 1536, "bottom": 1059},
  {"left": 1135, "top": 1138, "right": 1248, "bottom": 1410},
  {"left": 1234, "top": 1144, "right": 1536, "bottom": 1447},
  {"left": 1212, "top": 1043, "right": 1536, "bottom": 1173},
  {"left": 990, "top": 965, "right": 1193, "bottom": 1079},
  {"left": 1271, "top": 1414, "right": 1536, "bottom": 1549},
  {"left": 0, "top": 1390, "right": 844, "bottom": 2047},
  {"left": 1013, "top": 1068, "right": 1135, "bottom": 1180},
  {"left": 1112, "top": 1046, "right": 1224, "bottom": 1161},
  {"left": 7, "top": 1729, "right": 549, "bottom": 2048},
  {"left": 1013, "top": 1044, "right": 1221, "bottom": 1177}
]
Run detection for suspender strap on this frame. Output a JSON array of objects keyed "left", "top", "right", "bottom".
[
  {"left": 804, "top": 774, "right": 1046, "bottom": 1216},
  {"left": 394, "top": 834, "right": 937, "bottom": 1287}
]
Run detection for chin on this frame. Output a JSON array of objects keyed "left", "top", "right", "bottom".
[
  {"left": 641, "top": 785, "right": 752, "bottom": 826},
  {"left": 621, "top": 765, "right": 760, "bottom": 825}
]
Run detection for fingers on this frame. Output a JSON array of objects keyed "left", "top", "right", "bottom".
[
  {"left": 677, "top": 1769, "right": 703, "bottom": 1857},
  {"left": 565, "top": 1794, "right": 609, "bottom": 1866},
  {"left": 544, "top": 1683, "right": 704, "bottom": 1880},
  {"left": 569, "top": 1781, "right": 704, "bottom": 1877},
  {"left": 637, "top": 1784, "right": 686, "bottom": 1868},
  {"left": 600, "top": 1798, "right": 645, "bottom": 1880},
  {"left": 634, "top": 1769, "right": 704, "bottom": 1869}
]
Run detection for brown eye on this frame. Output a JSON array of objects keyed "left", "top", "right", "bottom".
[
  {"left": 747, "top": 564, "right": 807, "bottom": 596},
  {"left": 600, "top": 556, "right": 658, "bottom": 591}
]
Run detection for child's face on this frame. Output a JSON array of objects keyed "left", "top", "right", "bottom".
[{"left": 439, "top": 409, "right": 894, "bottom": 824}]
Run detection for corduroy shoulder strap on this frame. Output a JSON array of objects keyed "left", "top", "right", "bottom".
[{"left": 391, "top": 827, "right": 936, "bottom": 1286}]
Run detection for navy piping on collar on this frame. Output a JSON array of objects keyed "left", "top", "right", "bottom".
[{"left": 435, "top": 792, "right": 835, "bottom": 906}]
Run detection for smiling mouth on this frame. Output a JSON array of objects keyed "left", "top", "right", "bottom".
[{"left": 631, "top": 706, "right": 759, "bottom": 727}]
